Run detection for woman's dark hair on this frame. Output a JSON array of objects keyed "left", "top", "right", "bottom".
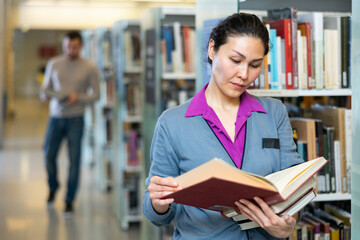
[
  {"left": 208, "top": 13, "right": 269, "bottom": 64},
  {"left": 65, "top": 31, "right": 83, "bottom": 44}
]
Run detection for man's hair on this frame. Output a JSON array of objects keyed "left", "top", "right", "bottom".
[{"left": 65, "top": 31, "right": 83, "bottom": 44}]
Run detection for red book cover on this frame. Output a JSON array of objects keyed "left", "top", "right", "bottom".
[
  {"left": 298, "top": 22, "right": 313, "bottom": 89},
  {"left": 165, "top": 177, "right": 280, "bottom": 211},
  {"left": 264, "top": 19, "right": 293, "bottom": 89}
]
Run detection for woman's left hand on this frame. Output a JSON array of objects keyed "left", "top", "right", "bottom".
[{"left": 235, "top": 196, "right": 297, "bottom": 238}]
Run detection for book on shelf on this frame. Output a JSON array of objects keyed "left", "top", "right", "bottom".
[
  {"left": 296, "top": 141, "right": 307, "bottom": 161},
  {"left": 297, "top": 12, "right": 324, "bottom": 89},
  {"left": 301, "top": 221, "right": 317, "bottom": 240},
  {"left": 311, "top": 105, "right": 348, "bottom": 193},
  {"left": 297, "top": 29, "right": 308, "bottom": 89},
  {"left": 162, "top": 157, "right": 327, "bottom": 213},
  {"left": 324, "top": 205, "right": 351, "bottom": 239},
  {"left": 298, "top": 22, "right": 313, "bottom": 89},
  {"left": 161, "top": 23, "right": 195, "bottom": 74},
  {"left": 269, "top": 28, "right": 278, "bottom": 89},
  {"left": 290, "top": 118, "right": 317, "bottom": 161},
  {"left": 182, "top": 26, "right": 196, "bottom": 73},
  {"left": 173, "top": 21, "right": 184, "bottom": 73},
  {"left": 302, "top": 212, "right": 329, "bottom": 240},
  {"left": 323, "top": 126, "right": 335, "bottom": 193},
  {"left": 324, "top": 204, "right": 351, "bottom": 227},
  {"left": 125, "top": 130, "right": 142, "bottom": 167},
  {"left": 267, "top": 7, "right": 298, "bottom": 89},
  {"left": 314, "top": 208, "right": 344, "bottom": 240},
  {"left": 324, "top": 16, "right": 341, "bottom": 89},
  {"left": 264, "top": 18, "right": 293, "bottom": 89},
  {"left": 301, "top": 215, "right": 321, "bottom": 240},
  {"left": 161, "top": 26, "right": 174, "bottom": 72},
  {"left": 344, "top": 109, "right": 351, "bottom": 193},
  {"left": 124, "top": 31, "right": 141, "bottom": 68},
  {"left": 334, "top": 140, "right": 342, "bottom": 192},
  {"left": 341, "top": 16, "right": 351, "bottom": 88}
]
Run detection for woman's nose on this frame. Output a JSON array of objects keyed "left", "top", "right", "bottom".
[{"left": 237, "top": 64, "right": 248, "bottom": 80}]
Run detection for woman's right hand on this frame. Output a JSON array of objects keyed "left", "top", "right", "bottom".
[{"left": 148, "top": 176, "right": 182, "bottom": 214}]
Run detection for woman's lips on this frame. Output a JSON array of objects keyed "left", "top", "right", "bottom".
[{"left": 232, "top": 82, "right": 245, "bottom": 89}]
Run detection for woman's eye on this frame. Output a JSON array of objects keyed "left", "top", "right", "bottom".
[
  {"left": 231, "top": 58, "right": 240, "bottom": 64},
  {"left": 250, "top": 64, "right": 261, "bottom": 68}
]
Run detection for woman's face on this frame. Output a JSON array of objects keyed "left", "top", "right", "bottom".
[{"left": 208, "top": 35, "right": 265, "bottom": 98}]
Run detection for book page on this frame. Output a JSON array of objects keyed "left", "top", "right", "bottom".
[{"left": 264, "top": 157, "right": 324, "bottom": 194}]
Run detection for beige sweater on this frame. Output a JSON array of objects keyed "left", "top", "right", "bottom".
[{"left": 41, "top": 55, "right": 100, "bottom": 118}]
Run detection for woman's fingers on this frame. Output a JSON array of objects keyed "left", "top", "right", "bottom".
[
  {"left": 235, "top": 200, "right": 264, "bottom": 227},
  {"left": 253, "top": 196, "right": 277, "bottom": 217},
  {"left": 148, "top": 176, "right": 182, "bottom": 201}
]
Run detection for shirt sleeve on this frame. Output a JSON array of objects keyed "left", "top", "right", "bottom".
[
  {"left": 142, "top": 116, "right": 180, "bottom": 226},
  {"left": 77, "top": 65, "right": 100, "bottom": 104},
  {"left": 276, "top": 102, "right": 304, "bottom": 171},
  {"left": 39, "top": 60, "right": 54, "bottom": 101}
]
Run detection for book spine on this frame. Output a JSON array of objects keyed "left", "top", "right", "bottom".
[
  {"left": 334, "top": 140, "right": 342, "bottom": 192},
  {"left": 270, "top": 29, "right": 278, "bottom": 89},
  {"left": 341, "top": 17, "right": 351, "bottom": 88},
  {"left": 327, "top": 127, "right": 336, "bottom": 193},
  {"left": 162, "top": 27, "right": 174, "bottom": 72},
  {"left": 277, "top": 36, "right": 284, "bottom": 89},
  {"left": 305, "top": 23, "right": 313, "bottom": 89},
  {"left": 284, "top": 19, "right": 293, "bottom": 89},
  {"left": 291, "top": 8, "right": 298, "bottom": 89},
  {"left": 344, "top": 109, "right": 351, "bottom": 193},
  {"left": 338, "top": 109, "right": 347, "bottom": 193},
  {"left": 173, "top": 21, "right": 184, "bottom": 73},
  {"left": 322, "top": 128, "right": 331, "bottom": 193},
  {"left": 297, "top": 30, "right": 305, "bottom": 89}
]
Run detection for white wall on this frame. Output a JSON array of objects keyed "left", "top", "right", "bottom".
[{"left": 13, "top": 29, "right": 68, "bottom": 97}]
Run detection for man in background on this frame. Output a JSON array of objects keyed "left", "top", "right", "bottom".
[{"left": 40, "top": 31, "right": 100, "bottom": 218}]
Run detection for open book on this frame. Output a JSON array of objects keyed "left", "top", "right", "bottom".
[
  {"left": 162, "top": 157, "right": 327, "bottom": 212},
  {"left": 225, "top": 176, "right": 316, "bottom": 219},
  {"left": 44, "top": 89, "right": 68, "bottom": 102}
]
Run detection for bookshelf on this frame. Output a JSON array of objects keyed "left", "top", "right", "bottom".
[
  {"left": 111, "top": 20, "right": 142, "bottom": 230},
  {"left": 236, "top": 0, "right": 353, "bottom": 201},
  {"left": 237, "top": 0, "right": 359, "bottom": 237},
  {"left": 140, "top": 6, "right": 196, "bottom": 240},
  {"left": 81, "top": 30, "right": 97, "bottom": 167},
  {"left": 93, "top": 27, "right": 115, "bottom": 192}
]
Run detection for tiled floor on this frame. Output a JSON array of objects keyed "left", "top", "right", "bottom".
[{"left": 0, "top": 97, "right": 140, "bottom": 240}]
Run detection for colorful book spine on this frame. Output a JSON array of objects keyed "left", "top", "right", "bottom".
[{"left": 269, "top": 29, "right": 278, "bottom": 89}]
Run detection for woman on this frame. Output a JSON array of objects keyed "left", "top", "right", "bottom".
[{"left": 143, "top": 13, "right": 303, "bottom": 239}]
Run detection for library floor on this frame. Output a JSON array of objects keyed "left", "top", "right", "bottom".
[{"left": 0, "top": 97, "right": 140, "bottom": 240}]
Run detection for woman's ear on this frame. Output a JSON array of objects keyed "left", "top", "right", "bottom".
[{"left": 208, "top": 39, "right": 215, "bottom": 62}]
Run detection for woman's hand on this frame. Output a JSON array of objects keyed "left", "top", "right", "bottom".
[
  {"left": 235, "top": 197, "right": 297, "bottom": 238},
  {"left": 148, "top": 176, "right": 182, "bottom": 214}
]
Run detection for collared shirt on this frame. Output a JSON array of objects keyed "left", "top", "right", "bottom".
[{"left": 185, "top": 83, "right": 266, "bottom": 168}]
